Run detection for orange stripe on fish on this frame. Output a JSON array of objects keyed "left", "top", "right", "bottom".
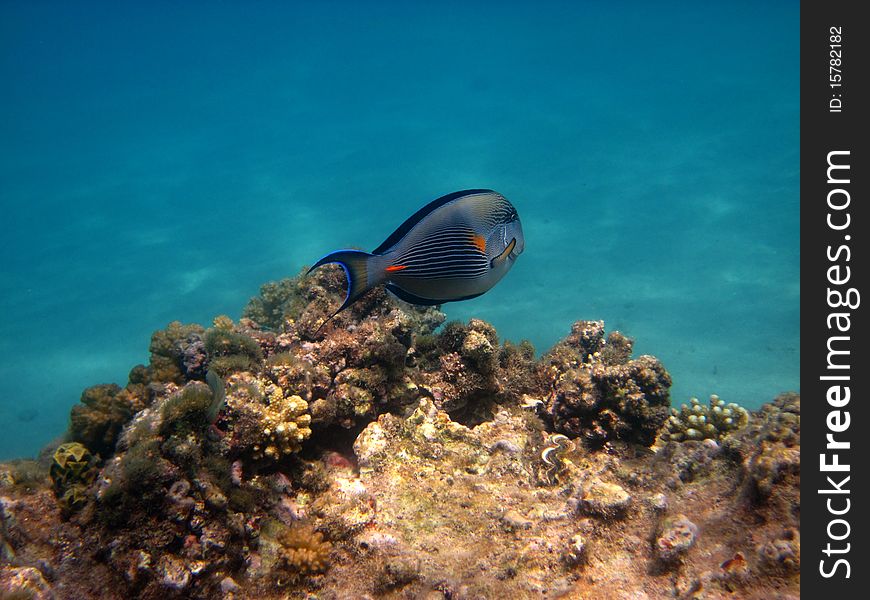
[
  {"left": 471, "top": 234, "right": 487, "bottom": 253},
  {"left": 386, "top": 265, "right": 408, "bottom": 273}
]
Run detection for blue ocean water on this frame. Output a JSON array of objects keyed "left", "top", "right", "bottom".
[{"left": 0, "top": 1, "right": 799, "bottom": 460}]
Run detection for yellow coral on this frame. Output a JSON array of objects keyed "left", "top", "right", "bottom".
[
  {"left": 259, "top": 384, "right": 312, "bottom": 459},
  {"left": 50, "top": 442, "right": 96, "bottom": 490},
  {"left": 279, "top": 523, "right": 332, "bottom": 576},
  {"left": 49, "top": 442, "right": 97, "bottom": 512},
  {"left": 224, "top": 373, "right": 312, "bottom": 460},
  {"left": 213, "top": 314, "right": 234, "bottom": 330}
]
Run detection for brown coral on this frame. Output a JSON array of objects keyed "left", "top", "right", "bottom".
[
  {"left": 730, "top": 392, "right": 800, "bottom": 499},
  {"left": 278, "top": 522, "right": 332, "bottom": 576},
  {"left": 69, "top": 384, "right": 130, "bottom": 456},
  {"left": 148, "top": 321, "right": 206, "bottom": 384},
  {"left": 541, "top": 321, "right": 672, "bottom": 446}
]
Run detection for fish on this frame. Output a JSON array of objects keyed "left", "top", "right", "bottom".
[
  {"left": 308, "top": 189, "right": 524, "bottom": 327},
  {"left": 205, "top": 369, "right": 226, "bottom": 425}
]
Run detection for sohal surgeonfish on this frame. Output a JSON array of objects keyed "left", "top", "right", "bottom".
[{"left": 308, "top": 189, "right": 524, "bottom": 328}]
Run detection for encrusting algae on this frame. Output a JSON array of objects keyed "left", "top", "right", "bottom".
[{"left": 0, "top": 266, "right": 800, "bottom": 599}]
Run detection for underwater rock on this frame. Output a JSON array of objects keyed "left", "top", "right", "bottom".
[
  {"left": 417, "top": 319, "right": 507, "bottom": 420},
  {"left": 158, "top": 554, "right": 191, "bottom": 591},
  {"left": 220, "top": 576, "right": 240, "bottom": 594},
  {"left": 0, "top": 566, "right": 54, "bottom": 600},
  {"left": 149, "top": 321, "right": 206, "bottom": 384},
  {"left": 654, "top": 514, "right": 699, "bottom": 563},
  {"left": 647, "top": 492, "right": 668, "bottom": 512},
  {"left": 180, "top": 335, "right": 208, "bottom": 380},
  {"left": 653, "top": 437, "right": 724, "bottom": 488},
  {"left": 374, "top": 555, "right": 421, "bottom": 594},
  {"left": 69, "top": 384, "right": 132, "bottom": 457},
  {"left": 245, "top": 266, "right": 445, "bottom": 340},
  {"left": 574, "top": 478, "right": 632, "bottom": 519},
  {"left": 739, "top": 393, "right": 801, "bottom": 499},
  {"left": 541, "top": 321, "right": 672, "bottom": 447},
  {"left": 564, "top": 533, "right": 587, "bottom": 566},
  {"left": 757, "top": 527, "right": 800, "bottom": 574},
  {"left": 501, "top": 508, "right": 533, "bottom": 531}
]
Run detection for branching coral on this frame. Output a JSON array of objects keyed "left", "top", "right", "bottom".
[
  {"left": 221, "top": 373, "right": 312, "bottom": 461},
  {"left": 659, "top": 395, "right": 750, "bottom": 442},
  {"left": 278, "top": 522, "right": 332, "bottom": 577}
]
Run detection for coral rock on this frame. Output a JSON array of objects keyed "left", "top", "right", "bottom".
[
  {"left": 654, "top": 514, "right": 699, "bottom": 562},
  {"left": 158, "top": 555, "right": 191, "bottom": 591},
  {"left": 0, "top": 566, "right": 54, "bottom": 600},
  {"left": 740, "top": 393, "right": 801, "bottom": 498},
  {"left": 575, "top": 478, "right": 632, "bottom": 519},
  {"left": 69, "top": 384, "right": 132, "bottom": 456},
  {"left": 542, "top": 322, "right": 672, "bottom": 446},
  {"left": 757, "top": 527, "right": 800, "bottom": 573}
]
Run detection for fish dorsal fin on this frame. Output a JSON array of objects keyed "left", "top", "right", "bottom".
[{"left": 372, "top": 189, "right": 494, "bottom": 255}]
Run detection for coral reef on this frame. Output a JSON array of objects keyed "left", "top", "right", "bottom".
[
  {"left": 659, "top": 394, "right": 750, "bottom": 442},
  {"left": 0, "top": 267, "right": 799, "bottom": 599},
  {"left": 540, "top": 321, "right": 672, "bottom": 447}
]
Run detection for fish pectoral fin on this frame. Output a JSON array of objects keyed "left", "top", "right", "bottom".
[
  {"left": 490, "top": 237, "right": 517, "bottom": 268},
  {"left": 386, "top": 264, "right": 408, "bottom": 273}
]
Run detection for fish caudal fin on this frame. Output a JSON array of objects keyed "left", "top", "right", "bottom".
[{"left": 307, "top": 249, "right": 375, "bottom": 331}]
